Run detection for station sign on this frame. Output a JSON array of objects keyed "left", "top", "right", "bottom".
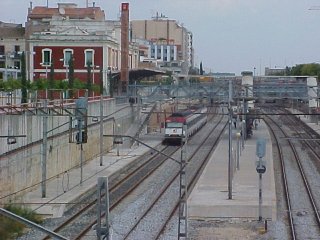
[{"left": 256, "top": 165, "right": 266, "bottom": 174}]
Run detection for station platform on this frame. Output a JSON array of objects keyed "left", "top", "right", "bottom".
[
  {"left": 23, "top": 134, "right": 162, "bottom": 218},
  {"left": 188, "top": 120, "right": 277, "bottom": 220},
  {"left": 22, "top": 108, "right": 319, "bottom": 221}
]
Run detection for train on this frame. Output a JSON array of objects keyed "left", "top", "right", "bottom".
[{"left": 163, "top": 106, "right": 208, "bottom": 145}]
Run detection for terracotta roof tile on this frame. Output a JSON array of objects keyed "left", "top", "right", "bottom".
[{"left": 28, "top": 7, "right": 105, "bottom": 20}]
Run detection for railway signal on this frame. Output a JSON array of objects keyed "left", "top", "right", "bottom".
[
  {"left": 256, "top": 138, "right": 267, "bottom": 221},
  {"left": 96, "top": 177, "right": 110, "bottom": 240}
]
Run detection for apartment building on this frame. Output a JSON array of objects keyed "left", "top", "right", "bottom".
[
  {"left": 131, "top": 16, "right": 194, "bottom": 73},
  {"left": 0, "top": 22, "right": 25, "bottom": 80}
]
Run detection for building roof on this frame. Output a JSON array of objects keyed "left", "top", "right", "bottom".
[
  {"left": 28, "top": 6, "right": 105, "bottom": 20},
  {"left": 0, "top": 26, "right": 25, "bottom": 38}
]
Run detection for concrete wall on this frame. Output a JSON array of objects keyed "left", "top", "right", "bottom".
[{"left": 0, "top": 99, "right": 136, "bottom": 204}]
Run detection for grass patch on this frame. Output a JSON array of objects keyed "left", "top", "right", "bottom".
[{"left": 0, "top": 204, "right": 43, "bottom": 240}]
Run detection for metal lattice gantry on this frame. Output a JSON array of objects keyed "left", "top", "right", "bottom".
[
  {"left": 128, "top": 75, "right": 314, "bottom": 104},
  {"left": 253, "top": 76, "right": 308, "bottom": 100}
]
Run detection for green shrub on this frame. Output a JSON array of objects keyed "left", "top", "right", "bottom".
[{"left": 0, "top": 204, "right": 43, "bottom": 239}]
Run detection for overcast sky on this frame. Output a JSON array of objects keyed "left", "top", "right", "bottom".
[{"left": 1, "top": 0, "right": 320, "bottom": 75}]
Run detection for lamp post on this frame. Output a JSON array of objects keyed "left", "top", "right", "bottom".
[
  {"left": 236, "top": 131, "right": 241, "bottom": 170},
  {"left": 242, "top": 119, "right": 246, "bottom": 149},
  {"left": 107, "top": 67, "right": 112, "bottom": 97},
  {"left": 116, "top": 124, "right": 121, "bottom": 156},
  {"left": 99, "top": 67, "right": 104, "bottom": 166}
]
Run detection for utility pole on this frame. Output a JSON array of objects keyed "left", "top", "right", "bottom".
[
  {"left": 96, "top": 177, "right": 110, "bottom": 240},
  {"left": 228, "top": 79, "right": 233, "bottom": 200},
  {"left": 75, "top": 97, "right": 88, "bottom": 185},
  {"left": 178, "top": 127, "right": 187, "bottom": 239},
  {"left": 100, "top": 69, "right": 104, "bottom": 166},
  {"left": 41, "top": 100, "right": 48, "bottom": 198}
]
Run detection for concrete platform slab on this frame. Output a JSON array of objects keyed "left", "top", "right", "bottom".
[
  {"left": 188, "top": 120, "right": 277, "bottom": 220},
  {"left": 22, "top": 138, "right": 161, "bottom": 218}
]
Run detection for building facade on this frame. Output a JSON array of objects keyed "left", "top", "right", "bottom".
[
  {"left": 0, "top": 22, "right": 25, "bottom": 80},
  {"left": 131, "top": 17, "right": 194, "bottom": 73},
  {"left": 25, "top": 3, "right": 139, "bottom": 95}
]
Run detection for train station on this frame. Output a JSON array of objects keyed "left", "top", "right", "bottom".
[{"left": 1, "top": 1, "right": 320, "bottom": 240}]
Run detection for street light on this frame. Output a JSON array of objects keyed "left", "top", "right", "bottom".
[{"left": 107, "top": 67, "right": 112, "bottom": 97}]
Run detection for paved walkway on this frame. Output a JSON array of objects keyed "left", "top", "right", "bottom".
[
  {"left": 188, "top": 120, "right": 277, "bottom": 220},
  {"left": 23, "top": 135, "right": 161, "bottom": 218}
]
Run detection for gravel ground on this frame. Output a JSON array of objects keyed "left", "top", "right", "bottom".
[
  {"left": 188, "top": 218, "right": 275, "bottom": 240},
  {"left": 17, "top": 110, "right": 320, "bottom": 240}
]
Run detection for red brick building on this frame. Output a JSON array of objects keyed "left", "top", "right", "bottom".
[{"left": 25, "top": 2, "right": 139, "bottom": 96}]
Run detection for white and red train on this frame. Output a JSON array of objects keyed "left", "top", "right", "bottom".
[{"left": 163, "top": 106, "right": 207, "bottom": 144}]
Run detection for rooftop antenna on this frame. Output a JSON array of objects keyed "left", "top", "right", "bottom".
[{"left": 46, "top": 0, "right": 49, "bottom": 8}]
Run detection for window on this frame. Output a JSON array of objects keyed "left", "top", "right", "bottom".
[
  {"left": 42, "top": 48, "right": 52, "bottom": 66},
  {"left": 0, "top": 45, "right": 4, "bottom": 55},
  {"left": 14, "top": 45, "right": 20, "bottom": 52},
  {"left": 84, "top": 49, "right": 94, "bottom": 67},
  {"left": 166, "top": 122, "right": 183, "bottom": 128},
  {"left": 14, "top": 61, "right": 20, "bottom": 69},
  {"left": 0, "top": 61, "right": 5, "bottom": 68},
  {"left": 63, "top": 49, "right": 73, "bottom": 66}
]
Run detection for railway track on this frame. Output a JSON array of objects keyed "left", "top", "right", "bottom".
[
  {"left": 42, "top": 145, "right": 180, "bottom": 239},
  {"left": 264, "top": 108, "right": 320, "bottom": 239},
  {"left": 74, "top": 110, "right": 226, "bottom": 239},
  {"left": 114, "top": 114, "right": 227, "bottom": 239},
  {"left": 41, "top": 107, "right": 222, "bottom": 239},
  {"left": 155, "top": 117, "right": 227, "bottom": 239}
]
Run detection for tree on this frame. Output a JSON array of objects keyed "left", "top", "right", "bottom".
[
  {"left": 68, "top": 55, "right": 74, "bottom": 98},
  {"left": 20, "top": 51, "right": 27, "bottom": 103},
  {"left": 287, "top": 63, "right": 320, "bottom": 79},
  {"left": 200, "top": 62, "right": 204, "bottom": 75},
  {"left": 48, "top": 60, "right": 54, "bottom": 100},
  {"left": 86, "top": 62, "right": 92, "bottom": 97}
]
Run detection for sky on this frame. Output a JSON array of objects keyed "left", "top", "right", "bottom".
[{"left": 1, "top": 0, "right": 320, "bottom": 75}]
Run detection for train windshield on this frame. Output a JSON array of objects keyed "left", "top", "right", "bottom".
[{"left": 166, "top": 122, "right": 183, "bottom": 128}]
